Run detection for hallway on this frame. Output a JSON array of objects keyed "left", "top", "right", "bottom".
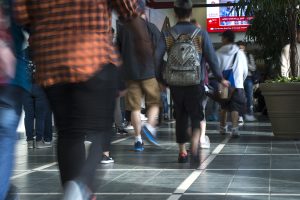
[{"left": 11, "top": 120, "right": 300, "bottom": 200}]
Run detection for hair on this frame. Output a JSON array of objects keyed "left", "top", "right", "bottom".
[
  {"left": 236, "top": 40, "right": 245, "bottom": 46},
  {"left": 174, "top": 7, "right": 192, "bottom": 19}
]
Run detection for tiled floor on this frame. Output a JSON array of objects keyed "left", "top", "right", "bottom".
[{"left": 11, "top": 119, "right": 300, "bottom": 200}]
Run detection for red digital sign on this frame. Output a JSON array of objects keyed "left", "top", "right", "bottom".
[{"left": 207, "top": 0, "right": 252, "bottom": 33}]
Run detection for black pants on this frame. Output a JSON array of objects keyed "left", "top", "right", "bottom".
[
  {"left": 45, "top": 64, "right": 118, "bottom": 189},
  {"left": 170, "top": 84, "right": 205, "bottom": 144}
]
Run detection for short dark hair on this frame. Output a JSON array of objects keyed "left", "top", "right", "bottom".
[
  {"left": 221, "top": 30, "right": 235, "bottom": 43},
  {"left": 236, "top": 40, "right": 245, "bottom": 46},
  {"left": 174, "top": 7, "right": 192, "bottom": 19}
]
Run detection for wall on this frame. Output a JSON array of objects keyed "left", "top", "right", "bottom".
[{"left": 148, "top": 7, "right": 246, "bottom": 44}]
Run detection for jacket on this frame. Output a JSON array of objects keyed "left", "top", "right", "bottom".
[{"left": 216, "top": 44, "right": 248, "bottom": 89}]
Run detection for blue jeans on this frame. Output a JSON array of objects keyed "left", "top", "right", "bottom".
[
  {"left": 23, "top": 84, "right": 52, "bottom": 142},
  {"left": 244, "top": 77, "right": 254, "bottom": 114},
  {"left": 0, "top": 85, "right": 22, "bottom": 199},
  {"left": 161, "top": 91, "right": 168, "bottom": 115}
]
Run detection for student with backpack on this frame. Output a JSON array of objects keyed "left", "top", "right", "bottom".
[
  {"left": 156, "top": 0, "right": 229, "bottom": 163},
  {"left": 217, "top": 30, "right": 248, "bottom": 138}
]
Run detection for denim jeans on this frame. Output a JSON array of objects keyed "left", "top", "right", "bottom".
[
  {"left": 161, "top": 91, "right": 169, "bottom": 116},
  {"left": 244, "top": 77, "right": 254, "bottom": 114},
  {"left": 23, "top": 84, "right": 52, "bottom": 142},
  {"left": 0, "top": 85, "right": 22, "bottom": 200}
]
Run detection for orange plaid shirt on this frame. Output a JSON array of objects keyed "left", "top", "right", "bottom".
[{"left": 14, "top": 0, "right": 137, "bottom": 87}]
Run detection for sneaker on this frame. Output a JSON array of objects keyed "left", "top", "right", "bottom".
[
  {"left": 35, "top": 141, "right": 52, "bottom": 149},
  {"left": 44, "top": 141, "right": 52, "bottom": 145},
  {"left": 134, "top": 141, "right": 144, "bottom": 152},
  {"left": 100, "top": 155, "right": 114, "bottom": 164},
  {"left": 178, "top": 152, "right": 188, "bottom": 163},
  {"left": 141, "top": 123, "right": 159, "bottom": 146},
  {"left": 140, "top": 114, "right": 148, "bottom": 121},
  {"left": 63, "top": 180, "right": 94, "bottom": 200},
  {"left": 27, "top": 140, "right": 34, "bottom": 149},
  {"left": 244, "top": 114, "right": 257, "bottom": 122},
  {"left": 116, "top": 128, "right": 128, "bottom": 135},
  {"left": 200, "top": 136, "right": 210, "bottom": 149},
  {"left": 238, "top": 116, "right": 244, "bottom": 126},
  {"left": 220, "top": 126, "right": 228, "bottom": 135},
  {"left": 124, "top": 124, "right": 134, "bottom": 130},
  {"left": 231, "top": 127, "right": 240, "bottom": 138}
]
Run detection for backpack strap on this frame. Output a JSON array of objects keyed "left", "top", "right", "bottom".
[
  {"left": 190, "top": 28, "right": 201, "bottom": 40},
  {"left": 169, "top": 29, "right": 179, "bottom": 41},
  {"left": 230, "top": 52, "right": 238, "bottom": 69}
]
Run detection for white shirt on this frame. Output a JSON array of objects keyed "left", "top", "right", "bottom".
[{"left": 280, "top": 43, "right": 300, "bottom": 77}]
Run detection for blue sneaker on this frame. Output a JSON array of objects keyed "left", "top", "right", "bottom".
[
  {"left": 134, "top": 141, "right": 144, "bottom": 152},
  {"left": 141, "top": 124, "right": 159, "bottom": 146}
]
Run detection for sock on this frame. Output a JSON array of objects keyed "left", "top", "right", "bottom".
[{"left": 135, "top": 136, "right": 142, "bottom": 143}]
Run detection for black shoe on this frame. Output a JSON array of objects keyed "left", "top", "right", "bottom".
[
  {"left": 100, "top": 155, "right": 114, "bottom": 164},
  {"left": 116, "top": 128, "right": 128, "bottom": 135}
]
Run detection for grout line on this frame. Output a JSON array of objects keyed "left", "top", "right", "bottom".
[
  {"left": 11, "top": 162, "right": 57, "bottom": 179},
  {"left": 14, "top": 192, "right": 300, "bottom": 196},
  {"left": 167, "top": 136, "right": 231, "bottom": 200},
  {"left": 12, "top": 136, "right": 133, "bottom": 179}
]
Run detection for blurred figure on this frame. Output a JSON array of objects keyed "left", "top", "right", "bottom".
[
  {"left": 217, "top": 30, "right": 248, "bottom": 138},
  {"left": 280, "top": 25, "right": 300, "bottom": 77},
  {"left": 15, "top": 1, "right": 140, "bottom": 199},
  {"left": 237, "top": 40, "right": 257, "bottom": 122},
  {"left": 117, "top": 1, "right": 161, "bottom": 151},
  {"left": 156, "top": 0, "right": 228, "bottom": 163},
  {"left": 0, "top": 0, "right": 29, "bottom": 198},
  {"left": 23, "top": 56, "right": 53, "bottom": 149}
]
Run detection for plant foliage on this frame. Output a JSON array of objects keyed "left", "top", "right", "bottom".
[{"left": 234, "top": 0, "right": 300, "bottom": 79}]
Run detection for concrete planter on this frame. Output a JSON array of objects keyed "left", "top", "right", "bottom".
[{"left": 260, "top": 82, "right": 300, "bottom": 138}]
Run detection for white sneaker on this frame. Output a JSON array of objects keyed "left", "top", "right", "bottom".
[
  {"left": 200, "top": 136, "right": 210, "bottom": 149},
  {"left": 140, "top": 114, "right": 148, "bottom": 121},
  {"left": 238, "top": 116, "right": 244, "bottom": 126},
  {"left": 63, "top": 180, "right": 93, "bottom": 200},
  {"left": 244, "top": 114, "right": 257, "bottom": 122},
  {"left": 35, "top": 141, "right": 52, "bottom": 149},
  {"left": 124, "top": 125, "right": 134, "bottom": 130},
  {"left": 231, "top": 127, "right": 240, "bottom": 138}
]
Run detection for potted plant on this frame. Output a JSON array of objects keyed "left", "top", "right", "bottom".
[{"left": 234, "top": 0, "right": 300, "bottom": 138}]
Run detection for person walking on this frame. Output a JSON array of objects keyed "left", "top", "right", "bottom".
[
  {"left": 14, "top": 1, "right": 143, "bottom": 199},
  {"left": 117, "top": 1, "right": 161, "bottom": 151},
  {"left": 217, "top": 30, "right": 248, "bottom": 138},
  {"left": 156, "top": 0, "right": 229, "bottom": 163}
]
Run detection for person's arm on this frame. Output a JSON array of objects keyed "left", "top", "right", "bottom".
[
  {"left": 155, "top": 32, "right": 167, "bottom": 85},
  {"left": 111, "top": 0, "right": 138, "bottom": 18},
  {"left": 280, "top": 45, "right": 290, "bottom": 77},
  {"left": 248, "top": 53, "right": 256, "bottom": 72}
]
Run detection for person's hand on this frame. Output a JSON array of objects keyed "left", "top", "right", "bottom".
[
  {"left": 220, "top": 79, "right": 230, "bottom": 87},
  {"left": 159, "top": 84, "right": 167, "bottom": 92},
  {"left": 118, "top": 89, "right": 127, "bottom": 97}
]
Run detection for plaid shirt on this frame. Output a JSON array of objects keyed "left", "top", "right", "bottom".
[{"left": 14, "top": 0, "right": 137, "bottom": 86}]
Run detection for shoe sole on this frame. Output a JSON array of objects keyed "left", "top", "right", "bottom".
[
  {"left": 101, "top": 161, "right": 114, "bottom": 164},
  {"left": 134, "top": 148, "right": 144, "bottom": 152},
  {"left": 141, "top": 127, "right": 159, "bottom": 146}
]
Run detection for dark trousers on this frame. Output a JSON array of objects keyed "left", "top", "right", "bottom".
[
  {"left": 170, "top": 84, "right": 205, "bottom": 144},
  {"left": 23, "top": 84, "right": 52, "bottom": 142},
  {"left": 44, "top": 64, "right": 117, "bottom": 189}
]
